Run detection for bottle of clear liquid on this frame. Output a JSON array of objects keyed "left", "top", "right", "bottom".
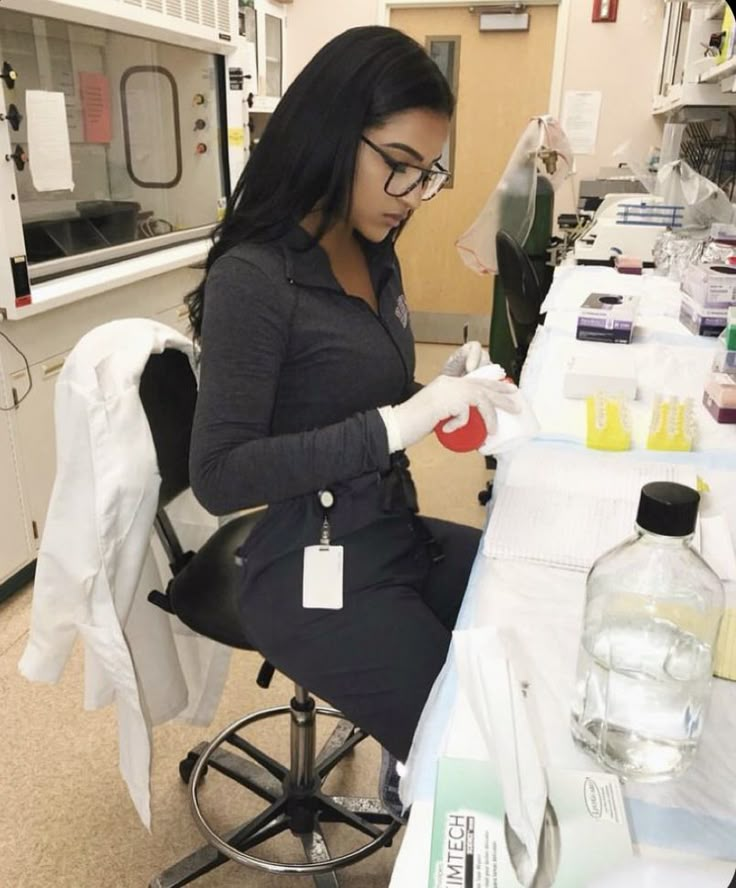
[{"left": 571, "top": 482, "right": 724, "bottom": 781}]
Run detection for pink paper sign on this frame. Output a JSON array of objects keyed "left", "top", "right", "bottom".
[{"left": 79, "top": 71, "right": 112, "bottom": 143}]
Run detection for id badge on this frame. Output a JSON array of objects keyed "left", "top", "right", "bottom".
[{"left": 303, "top": 545, "right": 344, "bottom": 609}]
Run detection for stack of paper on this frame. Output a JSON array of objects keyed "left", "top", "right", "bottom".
[{"left": 483, "top": 448, "right": 698, "bottom": 571}]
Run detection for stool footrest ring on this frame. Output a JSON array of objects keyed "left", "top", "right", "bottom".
[{"left": 187, "top": 705, "right": 401, "bottom": 877}]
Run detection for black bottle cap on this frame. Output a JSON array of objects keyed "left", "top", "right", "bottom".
[{"left": 636, "top": 482, "right": 700, "bottom": 537}]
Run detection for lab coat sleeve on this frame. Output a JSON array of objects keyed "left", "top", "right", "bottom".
[{"left": 18, "top": 379, "right": 99, "bottom": 682}]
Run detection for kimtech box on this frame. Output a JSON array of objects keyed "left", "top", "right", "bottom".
[{"left": 428, "top": 757, "right": 632, "bottom": 888}]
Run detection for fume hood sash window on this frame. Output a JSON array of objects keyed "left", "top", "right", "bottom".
[{"left": 0, "top": 9, "right": 226, "bottom": 278}]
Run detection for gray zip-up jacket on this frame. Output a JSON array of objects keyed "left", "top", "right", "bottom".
[{"left": 189, "top": 225, "right": 420, "bottom": 574}]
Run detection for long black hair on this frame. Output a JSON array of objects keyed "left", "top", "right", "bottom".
[{"left": 186, "top": 25, "right": 455, "bottom": 339}]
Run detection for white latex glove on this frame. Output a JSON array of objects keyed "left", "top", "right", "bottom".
[
  {"left": 378, "top": 374, "right": 519, "bottom": 453},
  {"left": 441, "top": 341, "right": 491, "bottom": 377}
]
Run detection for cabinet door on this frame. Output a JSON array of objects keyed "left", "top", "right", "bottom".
[
  {"left": 255, "top": 0, "right": 286, "bottom": 99},
  {"left": 0, "top": 411, "right": 33, "bottom": 583},
  {"left": 9, "top": 353, "right": 67, "bottom": 546},
  {"left": 656, "top": 2, "right": 688, "bottom": 99}
]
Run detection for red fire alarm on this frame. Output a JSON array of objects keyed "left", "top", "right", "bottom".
[{"left": 592, "top": 0, "right": 618, "bottom": 22}]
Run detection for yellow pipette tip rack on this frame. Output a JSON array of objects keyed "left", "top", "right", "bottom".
[
  {"left": 647, "top": 396, "right": 695, "bottom": 452},
  {"left": 715, "top": 609, "right": 736, "bottom": 682},
  {"left": 586, "top": 394, "right": 631, "bottom": 451}
]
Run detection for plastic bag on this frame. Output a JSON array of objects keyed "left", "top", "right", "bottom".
[
  {"left": 616, "top": 143, "right": 736, "bottom": 229},
  {"left": 658, "top": 160, "right": 736, "bottom": 227},
  {"left": 456, "top": 116, "right": 573, "bottom": 275}
]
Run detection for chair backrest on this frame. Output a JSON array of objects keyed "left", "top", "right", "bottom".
[
  {"left": 495, "top": 229, "right": 544, "bottom": 333},
  {"left": 138, "top": 348, "right": 197, "bottom": 508}
]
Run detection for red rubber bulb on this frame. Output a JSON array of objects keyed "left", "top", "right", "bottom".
[{"left": 434, "top": 406, "right": 487, "bottom": 452}]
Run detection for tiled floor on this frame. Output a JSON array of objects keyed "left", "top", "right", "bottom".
[{"left": 0, "top": 344, "right": 491, "bottom": 888}]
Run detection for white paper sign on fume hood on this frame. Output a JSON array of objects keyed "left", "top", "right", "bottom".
[{"left": 26, "top": 90, "right": 75, "bottom": 192}]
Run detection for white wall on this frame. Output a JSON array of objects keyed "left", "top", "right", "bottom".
[
  {"left": 554, "top": 0, "right": 665, "bottom": 213},
  {"left": 284, "top": 0, "right": 377, "bottom": 88}
]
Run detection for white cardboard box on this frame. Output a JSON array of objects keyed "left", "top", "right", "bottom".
[{"left": 563, "top": 352, "right": 638, "bottom": 400}]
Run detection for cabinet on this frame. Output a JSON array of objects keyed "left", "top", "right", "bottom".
[
  {"left": 255, "top": 0, "right": 287, "bottom": 105},
  {"left": 9, "top": 354, "right": 69, "bottom": 545},
  {"left": 8, "top": 301, "right": 187, "bottom": 546},
  {"left": 654, "top": 1, "right": 736, "bottom": 114},
  {"left": 242, "top": 0, "right": 287, "bottom": 117},
  {"left": 154, "top": 302, "right": 193, "bottom": 337},
  {"left": 0, "top": 386, "right": 33, "bottom": 585},
  {"left": 0, "top": 263, "right": 200, "bottom": 588}
]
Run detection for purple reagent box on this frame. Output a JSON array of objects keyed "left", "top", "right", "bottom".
[
  {"left": 680, "top": 294, "right": 728, "bottom": 338},
  {"left": 576, "top": 292, "right": 636, "bottom": 344}
]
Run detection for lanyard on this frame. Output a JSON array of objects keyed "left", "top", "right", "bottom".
[{"left": 318, "top": 489, "right": 335, "bottom": 547}]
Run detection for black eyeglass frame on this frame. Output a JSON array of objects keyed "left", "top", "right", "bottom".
[{"left": 361, "top": 136, "right": 451, "bottom": 200}]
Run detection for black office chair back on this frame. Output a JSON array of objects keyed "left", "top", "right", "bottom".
[
  {"left": 495, "top": 229, "right": 545, "bottom": 382},
  {"left": 139, "top": 348, "right": 197, "bottom": 508},
  {"left": 495, "top": 229, "right": 544, "bottom": 328}
]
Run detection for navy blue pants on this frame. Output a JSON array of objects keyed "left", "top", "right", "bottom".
[{"left": 239, "top": 513, "right": 481, "bottom": 761}]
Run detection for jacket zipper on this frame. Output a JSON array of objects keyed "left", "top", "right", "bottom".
[{"left": 288, "top": 275, "right": 411, "bottom": 393}]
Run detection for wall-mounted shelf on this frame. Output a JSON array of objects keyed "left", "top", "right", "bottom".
[
  {"left": 699, "top": 56, "right": 736, "bottom": 84},
  {"left": 653, "top": 81, "right": 736, "bottom": 115}
]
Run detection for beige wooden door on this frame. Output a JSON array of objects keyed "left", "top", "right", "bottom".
[{"left": 390, "top": 5, "right": 558, "bottom": 343}]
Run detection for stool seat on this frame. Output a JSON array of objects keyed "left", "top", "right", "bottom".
[{"left": 166, "top": 511, "right": 262, "bottom": 650}]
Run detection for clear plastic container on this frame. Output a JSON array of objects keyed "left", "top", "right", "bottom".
[{"left": 571, "top": 482, "right": 724, "bottom": 781}]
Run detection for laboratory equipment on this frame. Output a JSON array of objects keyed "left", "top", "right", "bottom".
[
  {"left": 571, "top": 481, "right": 724, "bottom": 781},
  {"left": 0, "top": 0, "right": 258, "bottom": 318},
  {"left": 577, "top": 169, "right": 648, "bottom": 215},
  {"left": 647, "top": 396, "right": 695, "bottom": 451},
  {"left": 585, "top": 395, "right": 631, "bottom": 452},
  {"left": 573, "top": 195, "right": 684, "bottom": 267},
  {"left": 714, "top": 609, "right": 736, "bottom": 682}
]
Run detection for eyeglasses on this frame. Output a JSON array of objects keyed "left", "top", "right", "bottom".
[{"left": 361, "top": 136, "right": 451, "bottom": 202}]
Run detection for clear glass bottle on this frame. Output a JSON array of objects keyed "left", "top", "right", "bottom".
[{"left": 571, "top": 482, "right": 724, "bottom": 781}]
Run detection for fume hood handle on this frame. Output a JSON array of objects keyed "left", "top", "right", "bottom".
[
  {"left": 1, "top": 104, "right": 22, "bottom": 131},
  {"left": 1, "top": 62, "right": 17, "bottom": 90},
  {"left": 6, "top": 144, "right": 26, "bottom": 172}
]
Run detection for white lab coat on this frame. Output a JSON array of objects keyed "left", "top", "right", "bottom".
[{"left": 18, "top": 318, "right": 231, "bottom": 829}]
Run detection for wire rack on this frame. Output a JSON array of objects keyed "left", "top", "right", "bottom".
[{"left": 681, "top": 115, "right": 736, "bottom": 200}]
